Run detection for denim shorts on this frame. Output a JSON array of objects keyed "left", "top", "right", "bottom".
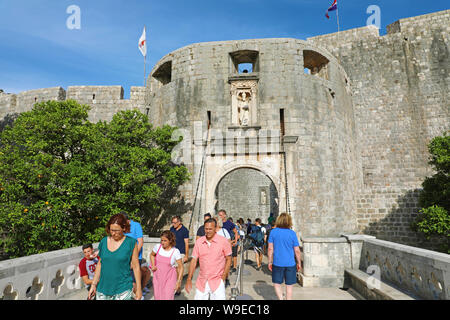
[{"left": 271, "top": 265, "right": 297, "bottom": 285}]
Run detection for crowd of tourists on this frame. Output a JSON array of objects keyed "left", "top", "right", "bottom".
[{"left": 79, "top": 210, "right": 302, "bottom": 301}]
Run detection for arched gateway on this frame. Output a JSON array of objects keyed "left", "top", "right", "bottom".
[{"left": 213, "top": 167, "right": 279, "bottom": 222}]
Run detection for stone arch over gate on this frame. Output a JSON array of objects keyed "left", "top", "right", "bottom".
[
  {"left": 203, "top": 159, "right": 285, "bottom": 222},
  {"left": 213, "top": 167, "right": 280, "bottom": 222}
]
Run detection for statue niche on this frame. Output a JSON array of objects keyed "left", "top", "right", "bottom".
[
  {"left": 230, "top": 79, "right": 258, "bottom": 127},
  {"left": 238, "top": 91, "right": 251, "bottom": 126}
]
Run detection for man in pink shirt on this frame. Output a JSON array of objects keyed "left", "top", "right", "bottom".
[{"left": 185, "top": 218, "right": 232, "bottom": 300}]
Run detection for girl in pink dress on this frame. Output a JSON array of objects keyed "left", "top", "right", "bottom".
[{"left": 150, "top": 230, "right": 184, "bottom": 300}]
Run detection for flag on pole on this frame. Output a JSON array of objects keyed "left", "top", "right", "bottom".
[
  {"left": 325, "top": 0, "right": 338, "bottom": 19},
  {"left": 138, "top": 27, "right": 147, "bottom": 57}
]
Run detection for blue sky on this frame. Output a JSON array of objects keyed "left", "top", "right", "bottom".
[{"left": 0, "top": 0, "right": 448, "bottom": 98}]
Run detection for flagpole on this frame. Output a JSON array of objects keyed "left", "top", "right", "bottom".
[
  {"left": 336, "top": 6, "right": 340, "bottom": 33},
  {"left": 336, "top": 5, "right": 340, "bottom": 42},
  {"left": 144, "top": 26, "right": 147, "bottom": 87},
  {"left": 144, "top": 54, "right": 146, "bottom": 87}
]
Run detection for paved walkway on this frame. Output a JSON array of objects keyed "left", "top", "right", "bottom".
[{"left": 62, "top": 251, "right": 361, "bottom": 301}]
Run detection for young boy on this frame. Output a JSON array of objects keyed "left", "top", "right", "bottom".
[{"left": 78, "top": 243, "right": 99, "bottom": 299}]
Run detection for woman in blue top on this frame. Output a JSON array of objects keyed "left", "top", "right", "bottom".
[{"left": 267, "top": 213, "right": 302, "bottom": 300}]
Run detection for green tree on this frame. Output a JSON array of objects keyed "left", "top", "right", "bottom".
[
  {"left": 412, "top": 133, "right": 450, "bottom": 253},
  {"left": 0, "top": 100, "right": 189, "bottom": 259}
]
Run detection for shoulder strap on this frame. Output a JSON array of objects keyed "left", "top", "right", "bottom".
[{"left": 156, "top": 244, "right": 162, "bottom": 255}]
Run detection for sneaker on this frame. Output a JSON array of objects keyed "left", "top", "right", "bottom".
[
  {"left": 142, "top": 287, "right": 150, "bottom": 295},
  {"left": 231, "top": 267, "right": 237, "bottom": 273},
  {"left": 225, "top": 279, "right": 230, "bottom": 287},
  {"left": 175, "top": 291, "right": 181, "bottom": 296}
]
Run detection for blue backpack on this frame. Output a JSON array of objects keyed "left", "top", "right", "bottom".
[{"left": 250, "top": 225, "right": 264, "bottom": 247}]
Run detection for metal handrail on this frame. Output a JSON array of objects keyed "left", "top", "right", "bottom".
[{"left": 230, "top": 236, "right": 246, "bottom": 300}]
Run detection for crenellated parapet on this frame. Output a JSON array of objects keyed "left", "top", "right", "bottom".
[{"left": 0, "top": 85, "right": 148, "bottom": 123}]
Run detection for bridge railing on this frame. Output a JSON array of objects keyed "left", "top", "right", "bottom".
[
  {"left": 230, "top": 238, "right": 246, "bottom": 300},
  {"left": 0, "top": 236, "right": 162, "bottom": 300},
  {"left": 300, "top": 234, "right": 450, "bottom": 300},
  {"left": 358, "top": 238, "right": 450, "bottom": 300}
]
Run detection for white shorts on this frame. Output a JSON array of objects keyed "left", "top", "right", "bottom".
[{"left": 194, "top": 280, "right": 226, "bottom": 300}]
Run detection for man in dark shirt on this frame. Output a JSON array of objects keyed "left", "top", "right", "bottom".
[
  {"left": 218, "top": 209, "right": 239, "bottom": 278},
  {"left": 196, "top": 213, "right": 212, "bottom": 240},
  {"left": 170, "top": 215, "right": 190, "bottom": 263},
  {"left": 170, "top": 215, "right": 190, "bottom": 296}
]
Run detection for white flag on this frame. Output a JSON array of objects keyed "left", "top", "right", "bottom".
[{"left": 138, "top": 27, "right": 147, "bottom": 57}]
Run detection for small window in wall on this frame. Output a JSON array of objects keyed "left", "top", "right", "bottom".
[
  {"left": 207, "top": 111, "right": 212, "bottom": 129},
  {"left": 230, "top": 50, "right": 259, "bottom": 74},
  {"left": 238, "top": 63, "right": 253, "bottom": 74},
  {"left": 303, "top": 50, "right": 330, "bottom": 80},
  {"left": 152, "top": 61, "right": 172, "bottom": 85}
]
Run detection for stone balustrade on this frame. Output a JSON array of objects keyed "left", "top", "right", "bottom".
[
  {"left": 300, "top": 234, "right": 450, "bottom": 300},
  {"left": 1, "top": 233, "right": 448, "bottom": 300},
  {"left": 359, "top": 238, "right": 450, "bottom": 300},
  {"left": 0, "top": 236, "right": 161, "bottom": 300}
]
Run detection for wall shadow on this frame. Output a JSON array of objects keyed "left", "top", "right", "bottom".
[
  {"left": 361, "top": 188, "right": 447, "bottom": 253},
  {"left": 0, "top": 113, "right": 19, "bottom": 133}
]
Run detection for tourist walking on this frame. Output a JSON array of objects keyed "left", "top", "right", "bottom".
[
  {"left": 249, "top": 218, "right": 266, "bottom": 270},
  {"left": 235, "top": 218, "right": 246, "bottom": 254},
  {"left": 150, "top": 230, "right": 184, "bottom": 300},
  {"left": 88, "top": 213, "right": 142, "bottom": 300},
  {"left": 267, "top": 212, "right": 301, "bottom": 300},
  {"left": 170, "top": 216, "right": 190, "bottom": 263},
  {"left": 218, "top": 210, "right": 239, "bottom": 275},
  {"left": 78, "top": 243, "right": 99, "bottom": 299},
  {"left": 170, "top": 215, "right": 190, "bottom": 295},
  {"left": 123, "top": 214, "right": 151, "bottom": 298},
  {"left": 215, "top": 215, "right": 231, "bottom": 240},
  {"left": 185, "top": 218, "right": 232, "bottom": 300}
]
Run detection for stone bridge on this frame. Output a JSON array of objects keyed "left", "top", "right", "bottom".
[{"left": 1, "top": 234, "right": 448, "bottom": 300}]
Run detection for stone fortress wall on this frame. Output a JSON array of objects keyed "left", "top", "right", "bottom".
[
  {"left": 0, "top": 86, "right": 147, "bottom": 123},
  {"left": 307, "top": 9, "right": 450, "bottom": 248},
  {"left": 0, "top": 9, "right": 448, "bottom": 250},
  {"left": 147, "top": 37, "right": 362, "bottom": 238}
]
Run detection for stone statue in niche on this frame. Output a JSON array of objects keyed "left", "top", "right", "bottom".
[
  {"left": 238, "top": 91, "right": 251, "bottom": 126},
  {"left": 260, "top": 189, "right": 267, "bottom": 205}
]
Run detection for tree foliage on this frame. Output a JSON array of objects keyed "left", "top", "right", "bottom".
[
  {"left": 412, "top": 133, "right": 450, "bottom": 253},
  {"left": 0, "top": 100, "right": 189, "bottom": 259}
]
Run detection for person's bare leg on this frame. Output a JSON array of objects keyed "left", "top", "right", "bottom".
[
  {"left": 286, "top": 284, "right": 293, "bottom": 300},
  {"left": 141, "top": 267, "right": 150, "bottom": 289},
  {"left": 273, "top": 283, "right": 283, "bottom": 300}
]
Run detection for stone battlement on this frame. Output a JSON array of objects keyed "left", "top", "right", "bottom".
[
  {"left": 0, "top": 85, "right": 147, "bottom": 123},
  {"left": 307, "top": 9, "right": 450, "bottom": 52},
  {"left": 387, "top": 9, "right": 450, "bottom": 35}
]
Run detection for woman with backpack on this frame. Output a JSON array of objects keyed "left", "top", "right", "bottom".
[{"left": 267, "top": 213, "right": 301, "bottom": 300}]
